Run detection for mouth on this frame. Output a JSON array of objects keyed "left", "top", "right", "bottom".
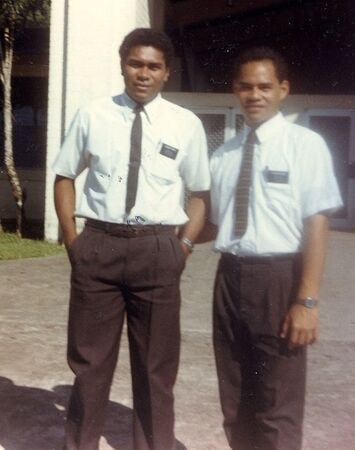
[
  {"left": 134, "top": 84, "right": 150, "bottom": 91},
  {"left": 245, "top": 104, "right": 264, "bottom": 111}
]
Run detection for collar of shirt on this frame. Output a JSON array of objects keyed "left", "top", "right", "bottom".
[
  {"left": 121, "top": 91, "right": 162, "bottom": 125},
  {"left": 242, "top": 112, "right": 286, "bottom": 146}
]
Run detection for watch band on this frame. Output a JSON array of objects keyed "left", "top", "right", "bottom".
[
  {"left": 294, "top": 297, "right": 318, "bottom": 308},
  {"left": 181, "top": 237, "right": 194, "bottom": 253}
]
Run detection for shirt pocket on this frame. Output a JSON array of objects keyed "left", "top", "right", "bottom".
[
  {"left": 264, "top": 182, "right": 292, "bottom": 214},
  {"left": 149, "top": 153, "right": 179, "bottom": 184}
]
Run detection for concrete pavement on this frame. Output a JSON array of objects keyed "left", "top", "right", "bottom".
[{"left": 0, "top": 231, "right": 354, "bottom": 450}]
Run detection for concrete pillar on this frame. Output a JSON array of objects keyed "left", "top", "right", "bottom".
[
  {"left": 44, "top": 0, "right": 66, "bottom": 241},
  {"left": 44, "top": 0, "right": 151, "bottom": 241}
]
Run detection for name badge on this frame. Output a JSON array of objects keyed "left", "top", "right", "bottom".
[
  {"left": 160, "top": 143, "right": 179, "bottom": 160},
  {"left": 264, "top": 168, "right": 289, "bottom": 184}
]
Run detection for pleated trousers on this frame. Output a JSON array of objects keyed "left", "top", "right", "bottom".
[
  {"left": 64, "top": 222, "right": 185, "bottom": 450},
  {"left": 213, "top": 253, "right": 306, "bottom": 450}
]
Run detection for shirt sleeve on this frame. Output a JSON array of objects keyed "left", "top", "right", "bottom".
[
  {"left": 179, "top": 116, "right": 211, "bottom": 192},
  {"left": 52, "top": 108, "right": 89, "bottom": 179},
  {"left": 298, "top": 132, "right": 343, "bottom": 218}
]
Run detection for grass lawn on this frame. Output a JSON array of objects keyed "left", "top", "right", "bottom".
[{"left": 0, "top": 232, "right": 65, "bottom": 260}]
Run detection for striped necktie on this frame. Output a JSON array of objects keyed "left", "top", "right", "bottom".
[
  {"left": 125, "top": 103, "right": 143, "bottom": 214},
  {"left": 234, "top": 129, "right": 257, "bottom": 237}
]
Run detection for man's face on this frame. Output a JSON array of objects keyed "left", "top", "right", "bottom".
[
  {"left": 122, "top": 45, "right": 170, "bottom": 104},
  {"left": 233, "top": 59, "right": 289, "bottom": 126}
]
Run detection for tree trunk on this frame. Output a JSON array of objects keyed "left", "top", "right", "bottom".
[{"left": 2, "top": 25, "right": 24, "bottom": 237}]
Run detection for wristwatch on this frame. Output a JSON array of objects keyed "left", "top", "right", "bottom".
[
  {"left": 294, "top": 297, "right": 318, "bottom": 309},
  {"left": 181, "top": 237, "right": 194, "bottom": 253}
]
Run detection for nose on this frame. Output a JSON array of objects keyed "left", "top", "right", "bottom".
[
  {"left": 137, "top": 66, "right": 149, "bottom": 80},
  {"left": 248, "top": 87, "right": 261, "bottom": 100}
]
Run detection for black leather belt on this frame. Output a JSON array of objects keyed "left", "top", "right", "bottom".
[
  {"left": 86, "top": 219, "right": 176, "bottom": 237},
  {"left": 221, "top": 252, "right": 300, "bottom": 264}
]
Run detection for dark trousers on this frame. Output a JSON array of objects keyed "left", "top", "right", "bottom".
[
  {"left": 65, "top": 222, "right": 186, "bottom": 450},
  {"left": 213, "top": 253, "right": 306, "bottom": 450}
]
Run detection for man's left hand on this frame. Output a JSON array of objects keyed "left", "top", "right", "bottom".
[{"left": 280, "top": 303, "right": 319, "bottom": 349}]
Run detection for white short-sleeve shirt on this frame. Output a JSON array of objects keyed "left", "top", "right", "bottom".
[
  {"left": 53, "top": 93, "right": 210, "bottom": 225},
  {"left": 210, "top": 112, "right": 343, "bottom": 255}
]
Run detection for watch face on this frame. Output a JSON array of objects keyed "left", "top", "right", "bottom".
[
  {"left": 297, "top": 297, "right": 318, "bottom": 308},
  {"left": 304, "top": 297, "right": 317, "bottom": 308}
]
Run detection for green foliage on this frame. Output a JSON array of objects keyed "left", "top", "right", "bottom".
[
  {"left": 0, "top": 232, "right": 65, "bottom": 260},
  {"left": 0, "top": 0, "right": 50, "bottom": 28}
]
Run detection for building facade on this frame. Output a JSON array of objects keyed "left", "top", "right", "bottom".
[{"left": 2, "top": 0, "right": 354, "bottom": 239}]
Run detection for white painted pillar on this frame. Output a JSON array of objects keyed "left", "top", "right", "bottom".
[
  {"left": 45, "top": 0, "right": 151, "bottom": 241},
  {"left": 44, "top": 0, "right": 66, "bottom": 241}
]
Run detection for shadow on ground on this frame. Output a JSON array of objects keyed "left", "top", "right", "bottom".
[{"left": 0, "top": 377, "right": 133, "bottom": 450}]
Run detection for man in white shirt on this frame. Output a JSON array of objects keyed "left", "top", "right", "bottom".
[
  {"left": 53, "top": 28, "right": 210, "bottom": 450},
  {"left": 208, "top": 47, "right": 342, "bottom": 450}
]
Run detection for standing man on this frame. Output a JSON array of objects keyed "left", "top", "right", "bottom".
[
  {"left": 53, "top": 28, "right": 210, "bottom": 450},
  {"left": 209, "top": 47, "right": 342, "bottom": 450}
]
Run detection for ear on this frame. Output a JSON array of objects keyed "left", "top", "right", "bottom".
[
  {"left": 280, "top": 80, "right": 290, "bottom": 100},
  {"left": 163, "top": 67, "right": 170, "bottom": 82}
]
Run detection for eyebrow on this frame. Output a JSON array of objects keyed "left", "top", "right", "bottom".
[
  {"left": 126, "top": 58, "right": 164, "bottom": 68},
  {"left": 236, "top": 82, "right": 274, "bottom": 88}
]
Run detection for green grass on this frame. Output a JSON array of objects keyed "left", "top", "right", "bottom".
[{"left": 0, "top": 232, "right": 65, "bottom": 260}]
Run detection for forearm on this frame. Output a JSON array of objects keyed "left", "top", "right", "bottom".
[
  {"left": 54, "top": 175, "right": 77, "bottom": 249},
  {"left": 297, "top": 213, "right": 329, "bottom": 300},
  {"left": 281, "top": 214, "right": 328, "bottom": 347},
  {"left": 179, "top": 191, "right": 209, "bottom": 255}
]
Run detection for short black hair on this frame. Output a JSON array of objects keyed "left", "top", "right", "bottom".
[
  {"left": 233, "top": 46, "right": 289, "bottom": 83},
  {"left": 119, "top": 28, "right": 174, "bottom": 67}
]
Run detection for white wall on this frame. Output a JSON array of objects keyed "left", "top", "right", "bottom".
[{"left": 44, "top": 0, "right": 151, "bottom": 241}]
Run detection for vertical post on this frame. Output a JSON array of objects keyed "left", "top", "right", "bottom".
[{"left": 44, "top": 0, "right": 66, "bottom": 241}]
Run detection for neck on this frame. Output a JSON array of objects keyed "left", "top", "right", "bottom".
[
  {"left": 125, "top": 91, "right": 159, "bottom": 106},
  {"left": 246, "top": 111, "right": 279, "bottom": 129}
]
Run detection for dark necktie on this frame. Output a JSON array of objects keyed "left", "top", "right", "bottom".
[
  {"left": 234, "top": 129, "right": 257, "bottom": 237},
  {"left": 125, "top": 104, "right": 143, "bottom": 214}
]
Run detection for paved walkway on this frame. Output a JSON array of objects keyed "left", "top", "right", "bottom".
[{"left": 0, "top": 231, "right": 354, "bottom": 450}]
